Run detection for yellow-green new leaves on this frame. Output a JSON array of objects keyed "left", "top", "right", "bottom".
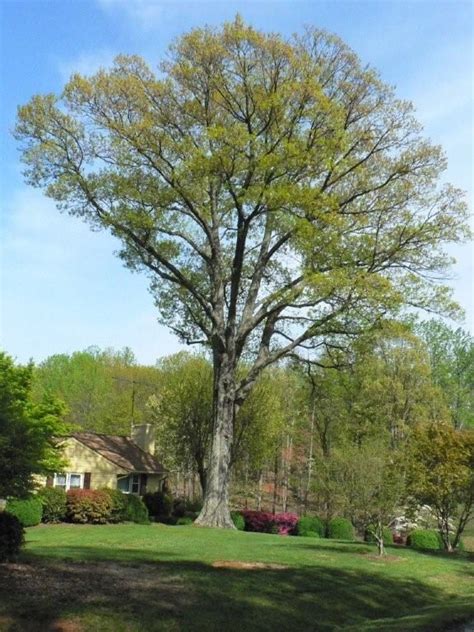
[{"left": 15, "top": 16, "right": 469, "bottom": 373}]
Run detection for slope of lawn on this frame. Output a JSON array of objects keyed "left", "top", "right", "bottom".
[{"left": 0, "top": 523, "right": 473, "bottom": 631}]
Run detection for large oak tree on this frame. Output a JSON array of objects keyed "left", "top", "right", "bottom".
[{"left": 15, "top": 18, "right": 468, "bottom": 526}]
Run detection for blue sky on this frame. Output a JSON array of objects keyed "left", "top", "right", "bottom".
[{"left": 1, "top": 0, "right": 472, "bottom": 365}]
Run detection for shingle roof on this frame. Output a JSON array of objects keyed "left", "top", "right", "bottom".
[{"left": 71, "top": 432, "right": 166, "bottom": 474}]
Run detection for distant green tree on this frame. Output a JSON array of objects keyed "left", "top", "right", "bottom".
[
  {"left": 416, "top": 320, "right": 474, "bottom": 429},
  {"left": 0, "top": 352, "right": 67, "bottom": 499},
  {"left": 33, "top": 347, "right": 160, "bottom": 434},
  {"left": 406, "top": 422, "right": 474, "bottom": 551}
]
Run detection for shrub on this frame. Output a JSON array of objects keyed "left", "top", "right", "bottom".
[
  {"left": 122, "top": 494, "right": 150, "bottom": 524},
  {"left": 435, "top": 532, "right": 465, "bottom": 551},
  {"left": 100, "top": 488, "right": 127, "bottom": 523},
  {"left": 0, "top": 513, "right": 24, "bottom": 562},
  {"left": 143, "top": 491, "right": 173, "bottom": 519},
  {"left": 365, "top": 525, "right": 394, "bottom": 546},
  {"left": 66, "top": 489, "right": 113, "bottom": 524},
  {"left": 242, "top": 510, "right": 299, "bottom": 535},
  {"left": 407, "top": 529, "right": 440, "bottom": 550},
  {"left": 37, "top": 487, "right": 67, "bottom": 523},
  {"left": 327, "top": 517, "right": 354, "bottom": 540},
  {"left": 242, "top": 510, "right": 276, "bottom": 533},
  {"left": 274, "top": 512, "right": 298, "bottom": 535},
  {"left": 296, "top": 516, "right": 324, "bottom": 538},
  {"left": 176, "top": 516, "right": 194, "bottom": 526},
  {"left": 6, "top": 497, "right": 43, "bottom": 527},
  {"left": 231, "top": 511, "right": 245, "bottom": 531}
]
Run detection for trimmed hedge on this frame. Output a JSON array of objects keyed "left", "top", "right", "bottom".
[
  {"left": 407, "top": 529, "right": 440, "bottom": 551},
  {"left": 241, "top": 510, "right": 298, "bottom": 535},
  {"left": 407, "top": 529, "right": 465, "bottom": 551},
  {"left": 66, "top": 489, "right": 113, "bottom": 524},
  {"left": 0, "top": 513, "right": 24, "bottom": 562},
  {"left": 365, "top": 525, "right": 394, "bottom": 546},
  {"left": 327, "top": 517, "right": 354, "bottom": 540},
  {"left": 143, "top": 491, "right": 173, "bottom": 519},
  {"left": 122, "top": 494, "right": 150, "bottom": 524},
  {"left": 231, "top": 511, "right": 245, "bottom": 531},
  {"left": 6, "top": 497, "right": 43, "bottom": 527},
  {"left": 296, "top": 516, "right": 324, "bottom": 538},
  {"left": 38, "top": 487, "right": 67, "bottom": 523},
  {"left": 100, "top": 488, "right": 127, "bottom": 523}
]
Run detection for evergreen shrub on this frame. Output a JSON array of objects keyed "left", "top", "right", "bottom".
[
  {"left": 38, "top": 487, "right": 67, "bottom": 523},
  {"left": 0, "top": 513, "right": 24, "bottom": 562},
  {"left": 6, "top": 497, "right": 43, "bottom": 527},
  {"left": 327, "top": 517, "right": 354, "bottom": 540}
]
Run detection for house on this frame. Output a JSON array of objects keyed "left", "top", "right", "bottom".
[{"left": 42, "top": 424, "right": 167, "bottom": 495}]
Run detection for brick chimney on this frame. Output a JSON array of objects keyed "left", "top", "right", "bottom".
[{"left": 131, "top": 424, "right": 155, "bottom": 455}]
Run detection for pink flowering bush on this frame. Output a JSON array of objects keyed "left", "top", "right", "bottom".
[
  {"left": 241, "top": 510, "right": 298, "bottom": 535},
  {"left": 274, "top": 512, "right": 298, "bottom": 535}
]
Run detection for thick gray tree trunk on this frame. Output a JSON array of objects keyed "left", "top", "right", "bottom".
[{"left": 195, "top": 353, "right": 236, "bottom": 529}]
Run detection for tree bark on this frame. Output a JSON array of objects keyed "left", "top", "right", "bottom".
[{"left": 195, "top": 353, "right": 236, "bottom": 529}]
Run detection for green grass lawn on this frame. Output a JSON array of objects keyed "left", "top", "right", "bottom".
[{"left": 0, "top": 524, "right": 473, "bottom": 631}]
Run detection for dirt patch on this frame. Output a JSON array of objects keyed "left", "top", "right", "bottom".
[
  {"left": 212, "top": 560, "right": 287, "bottom": 570},
  {"left": 364, "top": 554, "right": 407, "bottom": 563}
]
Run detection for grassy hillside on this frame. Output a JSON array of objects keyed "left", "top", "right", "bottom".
[{"left": 0, "top": 524, "right": 472, "bottom": 631}]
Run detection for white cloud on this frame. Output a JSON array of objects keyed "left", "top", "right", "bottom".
[
  {"left": 0, "top": 187, "right": 183, "bottom": 364},
  {"left": 57, "top": 49, "right": 117, "bottom": 81},
  {"left": 97, "top": 0, "right": 164, "bottom": 29}
]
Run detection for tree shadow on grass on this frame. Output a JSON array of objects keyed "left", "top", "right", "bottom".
[
  {"left": 0, "top": 546, "right": 473, "bottom": 632},
  {"left": 291, "top": 539, "right": 474, "bottom": 565}
]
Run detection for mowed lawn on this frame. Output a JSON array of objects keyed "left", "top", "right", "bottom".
[{"left": 0, "top": 524, "right": 473, "bottom": 632}]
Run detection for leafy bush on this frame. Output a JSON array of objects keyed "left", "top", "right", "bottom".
[
  {"left": 407, "top": 529, "right": 440, "bottom": 550},
  {"left": 242, "top": 510, "right": 276, "bottom": 533},
  {"left": 172, "top": 497, "right": 201, "bottom": 518},
  {"left": 0, "top": 513, "right": 24, "bottom": 562},
  {"left": 143, "top": 491, "right": 173, "bottom": 519},
  {"left": 38, "top": 487, "right": 67, "bottom": 523},
  {"left": 327, "top": 517, "right": 354, "bottom": 540},
  {"left": 242, "top": 510, "right": 299, "bottom": 535},
  {"left": 435, "top": 532, "right": 465, "bottom": 551},
  {"left": 365, "top": 525, "right": 394, "bottom": 546},
  {"left": 296, "top": 516, "right": 324, "bottom": 538},
  {"left": 6, "top": 497, "right": 43, "bottom": 527},
  {"left": 176, "top": 516, "right": 194, "bottom": 526},
  {"left": 122, "top": 494, "right": 150, "bottom": 524},
  {"left": 274, "top": 512, "right": 299, "bottom": 535},
  {"left": 100, "top": 488, "right": 127, "bottom": 523},
  {"left": 66, "top": 489, "right": 113, "bottom": 524},
  {"left": 231, "top": 511, "right": 245, "bottom": 531}
]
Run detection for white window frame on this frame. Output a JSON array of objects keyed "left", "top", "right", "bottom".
[
  {"left": 54, "top": 473, "right": 84, "bottom": 491},
  {"left": 117, "top": 473, "right": 141, "bottom": 494}
]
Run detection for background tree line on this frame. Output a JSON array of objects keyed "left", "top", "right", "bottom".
[{"left": 29, "top": 320, "right": 473, "bottom": 527}]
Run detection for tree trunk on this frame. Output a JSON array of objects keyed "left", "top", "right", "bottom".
[
  {"left": 195, "top": 354, "right": 236, "bottom": 529},
  {"left": 376, "top": 520, "right": 385, "bottom": 556}
]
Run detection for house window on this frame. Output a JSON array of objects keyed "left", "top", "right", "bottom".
[
  {"left": 116, "top": 474, "right": 141, "bottom": 494},
  {"left": 54, "top": 473, "right": 83, "bottom": 491}
]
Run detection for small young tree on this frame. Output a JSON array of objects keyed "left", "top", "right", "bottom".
[
  {"left": 340, "top": 441, "right": 404, "bottom": 556},
  {"left": 0, "top": 352, "right": 67, "bottom": 499},
  {"left": 15, "top": 18, "right": 469, "bottom": 526},
  {"left": 407, "top": 423, "right": 474, "bottom": 551}
]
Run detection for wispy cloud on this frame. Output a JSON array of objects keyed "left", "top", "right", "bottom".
[
  {"left": 97, "top": 0, "right": 164, "bottom": 29},
  {"left": 57, "top": 49, "right": 117, "bottom": 81}
]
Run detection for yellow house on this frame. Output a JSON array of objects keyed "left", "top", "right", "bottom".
[{"left": 42, "top": 424, "right": 167, "bottom": 495}]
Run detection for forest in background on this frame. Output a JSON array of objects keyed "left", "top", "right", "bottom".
[{"left": 29, "top": 319, "right": 473, "bottom": 522}]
